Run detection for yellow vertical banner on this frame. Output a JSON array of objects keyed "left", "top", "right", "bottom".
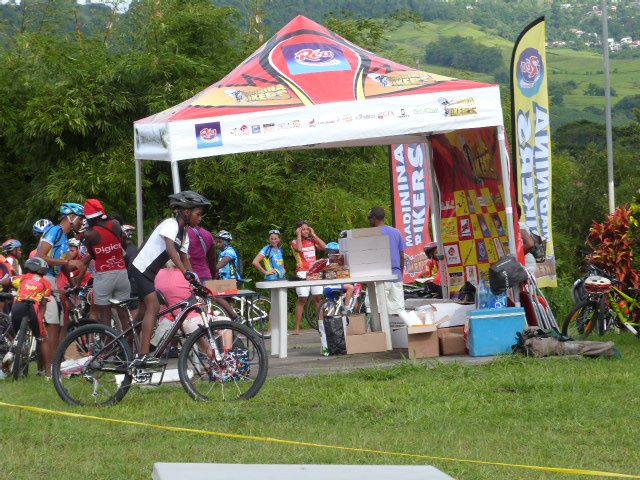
[{"left": 511, "top": 17, "right": 557, "bottom": 288}]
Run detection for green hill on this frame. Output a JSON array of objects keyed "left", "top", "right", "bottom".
[{"left": 383, "top": 20, "right": 635, "bottom": 128}]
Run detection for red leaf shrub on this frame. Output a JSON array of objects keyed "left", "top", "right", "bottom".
[{"left": 587, "top": 206, "right": 640, "bottom": 289}]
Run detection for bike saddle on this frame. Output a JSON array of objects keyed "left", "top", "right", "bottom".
[
  {"left": 109, "top": 297, "right": 140, "bottom": 308},
  {"left": 155, "top": 289, "right": 169, "bottom": 307}
]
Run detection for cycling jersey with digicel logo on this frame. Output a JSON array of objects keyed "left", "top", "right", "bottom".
[
  {"left": 41, "top": 225, "right": 70, "bottom": 276},
  {"left": 132, "top": 218, "right": 189, "bottom": 281},
  {"left": 91, "top": 220, "right": 126, "bottom": 272},
  {"left": 291, "top": 238, "right": 317, "bottom": 273}
]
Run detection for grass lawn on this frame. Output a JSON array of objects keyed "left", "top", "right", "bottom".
[{"left": 1, "top": 333, "right": 639, "bottom": 480}]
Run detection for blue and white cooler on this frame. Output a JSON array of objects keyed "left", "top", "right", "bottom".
[{"left": 467, "top": 307, "right": 527, "bottom": 357}]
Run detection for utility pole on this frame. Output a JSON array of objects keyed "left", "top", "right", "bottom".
[{"left": 601, "top": 0, "right": 615, "bottom": 213}]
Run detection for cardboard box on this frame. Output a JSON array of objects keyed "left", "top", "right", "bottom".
[
  {"left": 346, "top": 331, "right": 387, "bottom": 354},
  {"left": 340, "top": 235, "right": 390, "bottom": 253},
  {"left": 437, "top": 326, "right": 467, "bottom": 356},
  {"left": 347, "top": 314, "right": 368, "bottom": 335},
  {"left": 205, "top": 279, "right": 238, "bottom": 295},
  {"left": 343, "top": 227, "right": 383, "bottom": 238},
  {"left": 407, "top": 324, "right": 439, "bottom": 359}
]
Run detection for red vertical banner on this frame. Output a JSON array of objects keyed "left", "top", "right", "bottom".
[{"left": 390, "top": 143, "right": 432, "bottom": 283}]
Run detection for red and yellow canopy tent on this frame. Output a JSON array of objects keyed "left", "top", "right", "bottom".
[{"left": 134, "top": 15, "right": 517, "bottom": 291}]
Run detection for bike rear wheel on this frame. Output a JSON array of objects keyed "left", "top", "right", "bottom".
[
  {"left": 11, "top": 317, "right": 34, "bottom": 380},
  {"left": 246, "top": 298, "right": 271, "bottom": 339},
  {"left": 562, "top": 299, "right": 602, "bottom": 339},
  {"left": 52, "top": 323, "right": 133, "bottom": 406},
  {"left": 304, "top": 297, "right": 319, "bottom": 330},
  {"left": 178, "top": 320, "right": 267, "bottom": 401}
]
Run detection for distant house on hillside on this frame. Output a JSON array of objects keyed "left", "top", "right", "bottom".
[{"left": 621, "top": 37, "right": 632, "bottom": 44}]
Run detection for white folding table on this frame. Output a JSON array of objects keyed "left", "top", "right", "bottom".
[{"left": 256, "top": 274, "right": 398, "bottom": 358}]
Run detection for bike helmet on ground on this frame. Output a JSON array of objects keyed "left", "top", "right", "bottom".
[
  {"left": 215, "top": 230, "right": 233, "bottom": 242},
  {"left": 68, "top": 238, "right": 81, "bottom": 248},
  {"left": 168, "top": 191, "right": 211, "bottom": 210},
  {"left": 122, "top": 224, "right": 135, "bottom": 239},
  {"left": 326, "top": 242, "right": 340, "bottom": 252},
  {"left": 2, "top": 239, "right": 22, "bottom": 253},
  {"left": 60, "top": 203, "right": 84, "bottom": 216},
  {"left": 24, "top": 257, "right": 49, "bottom": 275},
  {"left": 33, "top": 219, "right": 53, "bottom": 235}
]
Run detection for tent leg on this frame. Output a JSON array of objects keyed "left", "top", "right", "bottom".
[
  {"left": 497, "top": 125, "right": 518, "bottom": 256},
  {"left": 135, "top": 157, "right": 144, "bottom": 246},
  {"left": 426, "top": 138, "right": 448, "bottom": 299},
  {"left": 171, "top": 161, "right": 181, "bottom": 193}
]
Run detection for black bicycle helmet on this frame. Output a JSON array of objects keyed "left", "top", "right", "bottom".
[
  {"left": 168, "top": 191, "right": 211, "bottom": 210},
  {"left": 24, "top": 257, "right": 49, "bottom": 275}
]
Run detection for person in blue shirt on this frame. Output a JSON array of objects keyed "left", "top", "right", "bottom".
[
  {"left": 36, "top": 202, "right": 85, "bottom": 377},
  {"left": 215, "top": 230, "right": 241, "bottom": 280},
  {"left": 252, "top": 229, "right": 286, "bottom": 281}
]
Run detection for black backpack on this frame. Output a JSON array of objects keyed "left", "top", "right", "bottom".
[{"left": 489, "top": 255, "right": 529, "bottom": 294}]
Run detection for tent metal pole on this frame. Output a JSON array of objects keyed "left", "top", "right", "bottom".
[
  {"left": 135, "top": 157, "right": 144, "bottom": 246},
  {"left": 426, "top": 137, "right": 448, "bottom": 299},
  {"left": 497, "top": 125, "right": 518, "bottom": 256},
  {"left": 171, "top": 161, "right": 181, "bottom": 193}
]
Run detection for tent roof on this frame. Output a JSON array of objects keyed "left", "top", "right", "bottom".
[{"left": 134, "top": 15, "right": 504, "bottom": 161}]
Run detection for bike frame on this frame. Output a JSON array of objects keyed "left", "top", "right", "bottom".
[
  {"left": 607, "top": 287, "right": 640, "bottom": 333},
  {"left": 78, "top": 294, "right": 226, "bottom": 376}
]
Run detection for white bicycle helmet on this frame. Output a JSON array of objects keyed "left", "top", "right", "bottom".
[
  {"left": 584, "top": 275, "right": 612, "bottom": 294},
  {"left": 215, "top": 230, "right": 233, "bottom": 242}
]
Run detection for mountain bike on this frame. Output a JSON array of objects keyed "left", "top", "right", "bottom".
[
  {"left": 63, "top": 281, "right": 122, "bottom": 332},
  {"left": 562, "top": 272, "right": 640, "bottom": 339},
  {"left": 317, "top": 283, "right": 366, "bottom": 323},
  {"left": 4, "top": 297, "right": 39, "bottom": 380},
  {"left": 52, "top": 280, "right": 267, "bottom": 406},
  {"left": 225, "top": 279, "right": 271, "bottom": 339},
  {"left": 229, "top": 293, "right": 271, "bottom": 339}
]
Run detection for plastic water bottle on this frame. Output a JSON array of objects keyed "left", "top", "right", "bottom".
[{"left": 477, "top": 280, "right": 490, "bottom": 309}]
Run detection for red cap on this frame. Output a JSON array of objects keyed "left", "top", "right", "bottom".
[{"left": 84, "top": 199, "right": 106, "bottom": 220}]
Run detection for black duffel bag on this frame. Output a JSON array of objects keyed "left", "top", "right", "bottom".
[{"left": 489, "top": 255, "right": 528, "bottom": 294}]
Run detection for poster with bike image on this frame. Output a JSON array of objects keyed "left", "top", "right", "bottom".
[{"left": 431, "top": 127, "right": 512, "bottom": 291}]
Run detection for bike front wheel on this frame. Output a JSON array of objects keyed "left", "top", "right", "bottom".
[
  {"left": 562, "top": 299, "right": 602, "bottom": 339},
  {"left": 52, "top": 323, "right": 133, "bottom": 406},
  {"left": 178, "top": 320, "right": 268, "bottom": 401}
]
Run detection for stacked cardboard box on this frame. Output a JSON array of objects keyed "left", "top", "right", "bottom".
[
  {"left": 345, "top": 314, "right": 387, "bottom": 354},
  {"left": 339, "top": 228, "right": 392, "bottom": 277}
]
